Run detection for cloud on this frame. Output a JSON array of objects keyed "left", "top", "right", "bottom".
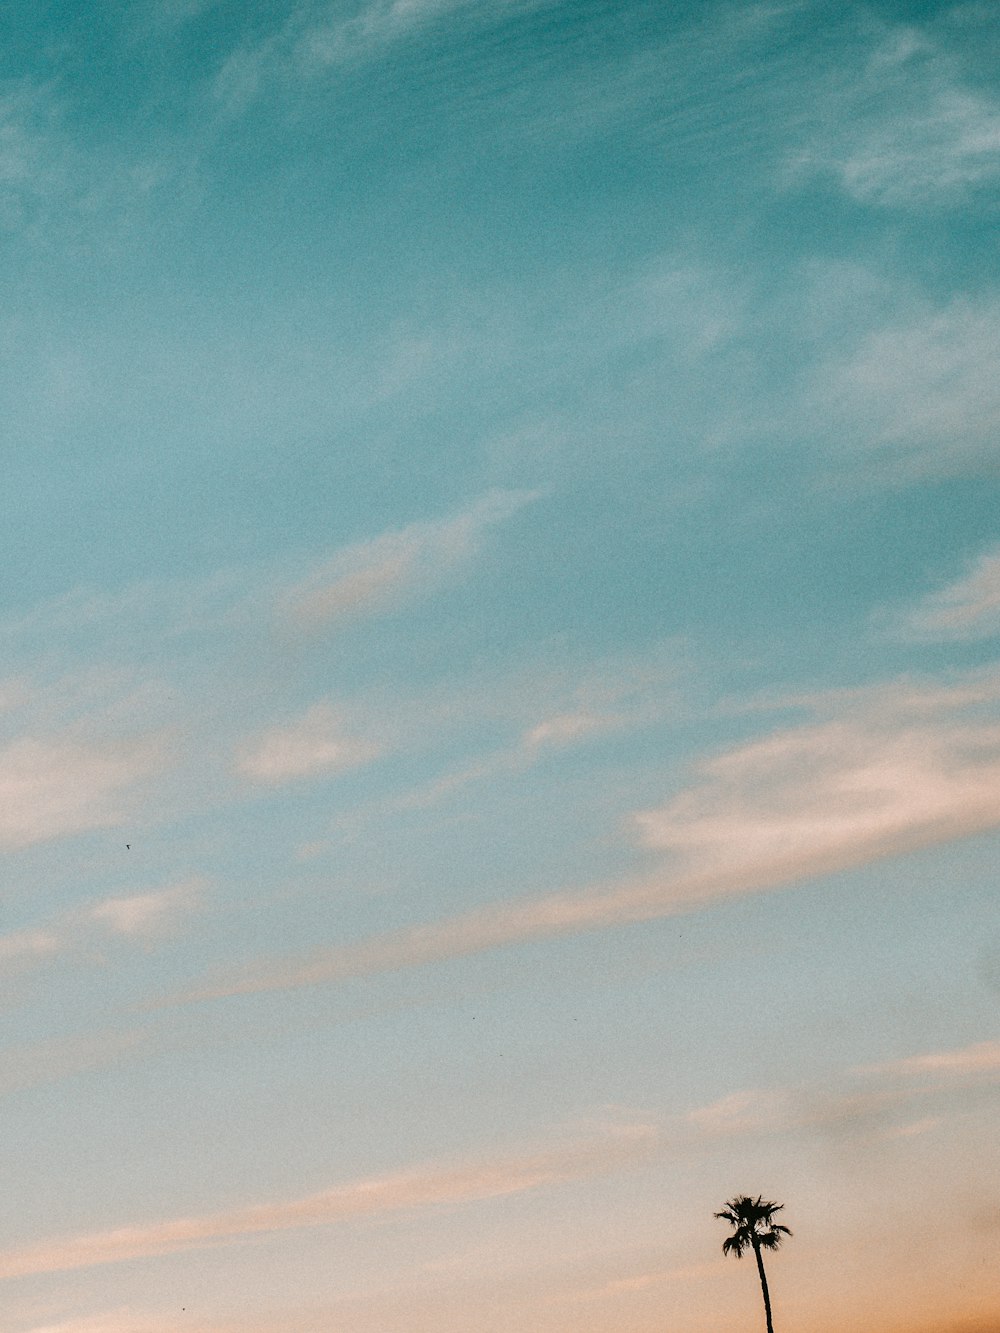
[
  {"left": 171, "top": 672, "right": 1000, "bottom": 1003},
  {"left": 686, "top": 1082, "right": 907, "bottom": 1142},
  {"left": 789, "top": 25, "right": 1000, "bottom": 206},
  {"left": 634, "top": 704, "right": 1000, "bottom": 880},
  {"left": 521, "top": 710, "right": 618, "bottom": 750},
  {"left": 0, "top": 491, "right": 532, "bottom": 654},
  {"left": 11, "top": 1311, "right": 272, "bottom": 1333},
  {"left": 0, "top": 83, "right": 67, "bottom": 228},
  {"left": 809, "top": 295, "right": 1000, "bottom": 477},
  {"left": 399, "top": 704, "right": 640, "bottom": 809},
  {"left": 0, "top": 569, "right": 244, "bottom": 659},
  {"left": 0, "top": 1028, "right": 148, "bottom": 1099},
  {"left": 13, "top": 1317, "right": 222, "bottom": 1333},
  {"left": 0, "top": 879, "right": 205, "bottom": 981},
  {"left": 0, "top": 77, "right": 182, "bottom": 238},
  {"left": 859, "top": 1040, "right": 1000, "bottom": 1081},
  {"left": 294, "top": 0, "right": 479, "bottom": 69},
  {"left": 570, "top": 1261, "right": 724, "bottom": 1302},
  {"left": 896, "top": 545, "right": 1000, "bottom": 641},
  {"left": 881, "top": 1117, "right": 942, "bottom": 1139},
  {"left": 86, "top": 878, "right": 204, "bottom": 940},
  {"left": 234, "top": 703, "right": 383, "bottom": 785},
  {"left": 1, "top": 1049, "right": 989, "bottom": 1295},
  {"left": 0, "top": 734, "right": 164, "bottom": 851},
  {"left": 0, "top": 929, "right": 62, "bottom": 966},
  {"left": 280, "top": 489, "right": 536, "bottom": 630},
  {"left": 827, "top": 86, "right": 1000, "bottom": 205},
  {"left": 686, "top": 1087, "right": 790, "bottom": 1137},
  {"left": 0, "top": 494, "right": 536, "bottom": 832},
  {"left": 392, "top": 645, "right": 682, "bottom": 809},
  {"left": 0, "top": 1123, "right": 656, "bottom": 1281},
  {"left": 213, "top": 0, "right": 543, "bottom": 112},
  {"left": 686, "top": 1036, "right": 1000, "bottom": 1144},
  {"left": 175, "top": 871, "right": 728, "bottom": 1001}
]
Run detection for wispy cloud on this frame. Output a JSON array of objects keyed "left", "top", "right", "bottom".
[
  {"left": 13, "top": 1316, "right": 225, "bottom": 1333},
  {"left": 0, "top": 733, "right": 165, "bottom": 852},
  {"left": 386, "top": 645, "right": 683, "bottom": 811},
  {"left": 0, "top": 81, "right": 69, "bottom": 228},
  {"left": 280, "top": 489, "right": 536, "bottom": 631},
  {"left": 169, "top": 875, "right": 704, "bottom": 1001},
  {"left": 0, "top": 1123, "right": 656, "bottom": 1281},
  {"left": 686, "top": 1081, "right": 916, "bottom": 1144},
  {"left": 0, "top": 1028, "right": 149, "bottom": 1099},
  {"left": 294, "top": 0, "right": 487, "bottom": 69},
  {"left": 1, "top": 491, "right": 533, "bottom": 665},
  {"left": 521, "top": 710, "right": 622, "bottom": 751},
  {"left": 0, "top": 879, "right": 205, "bottom": 979},
  {"left": 0, "top": 1043, "right": 990, "bottom": 1294},
  {"left": 0, "top": 75, "right": 186, "bottom": 238},
  {"left": 569, "top": 1260, "right": 724, "bottom": 1302},
  {"left": 0, "top": 492, "right": 535, "bottom": 838},
  {"left": 172, "top": 671, "right": 1000, "bottom": 1002},
  {"left": 396, "top": 718, "right": 652, "bottom": 811},
  {"left": 634, "top": 698, "right": 1000, "bottom": 879},
  {"left": 0, "top": 929, "right": 62, "bottom": 968},
  {"left": 809, "top": 294, "right": 1000, "bottom": 478},
  {"left": 234, "top": 702, "right": 383, "bottom": 786},
  {"left": 894, "top": 545, "right": 1000, "bottom": 641},
  {"left": 687, "top": 1035, "right": 1000, "bottom": 1144},
  {"left": 213, "top": 0, "right": 544, "bottom": 113},
  {"left": 86, "top": 878, "right": 204, "bottom": 940},
  {"left": 789, "top": 24, "right": 1000, "bottom": 206},
  {"left": 858, "top": 1040, "right": 1000, "bottom": 1081}
]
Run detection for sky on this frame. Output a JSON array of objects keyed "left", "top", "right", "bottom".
[{"left": 1, "top": 0, "right": 999, "bottom": 1329}]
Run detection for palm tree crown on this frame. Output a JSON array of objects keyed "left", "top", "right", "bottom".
[{"left": 715, "top": 1195, "right": 791, "bottom": 1257}]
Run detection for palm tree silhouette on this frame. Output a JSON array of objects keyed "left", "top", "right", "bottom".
[{"left": 715, "top": 1195, "right": 791, "bottom": 1333}]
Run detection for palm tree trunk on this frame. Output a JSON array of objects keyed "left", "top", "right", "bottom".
[{"left": 752, "top": 1240, "right": 774, "bottom": 1333}]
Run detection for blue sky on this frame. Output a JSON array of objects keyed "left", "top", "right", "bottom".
[{"left": 2, "top": 1, "right": 1000, "bottom": 1330}]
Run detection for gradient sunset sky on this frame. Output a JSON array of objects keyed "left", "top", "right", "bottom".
[{"left": 2, "top": 1, "right": 1000, "bottom": 1330}]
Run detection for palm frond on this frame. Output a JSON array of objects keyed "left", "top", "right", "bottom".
[{"left": 758, "top": 1227, "right": 790, "bottom": 1251}]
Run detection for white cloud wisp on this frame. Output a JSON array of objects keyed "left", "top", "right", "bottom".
[
  {"left": 789, "top": 25, "right": 1000, "bottom": 207},
  {"left": 897, "top": 545, "right": 1000, "bottom": 641},
  {"left": 811, "top": 295, "right": 1000, "bottom": 478}
]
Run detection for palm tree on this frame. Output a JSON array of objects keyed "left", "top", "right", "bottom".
[{"left": 715, "top": 1195, "right": 791, "bottom": 1333}]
